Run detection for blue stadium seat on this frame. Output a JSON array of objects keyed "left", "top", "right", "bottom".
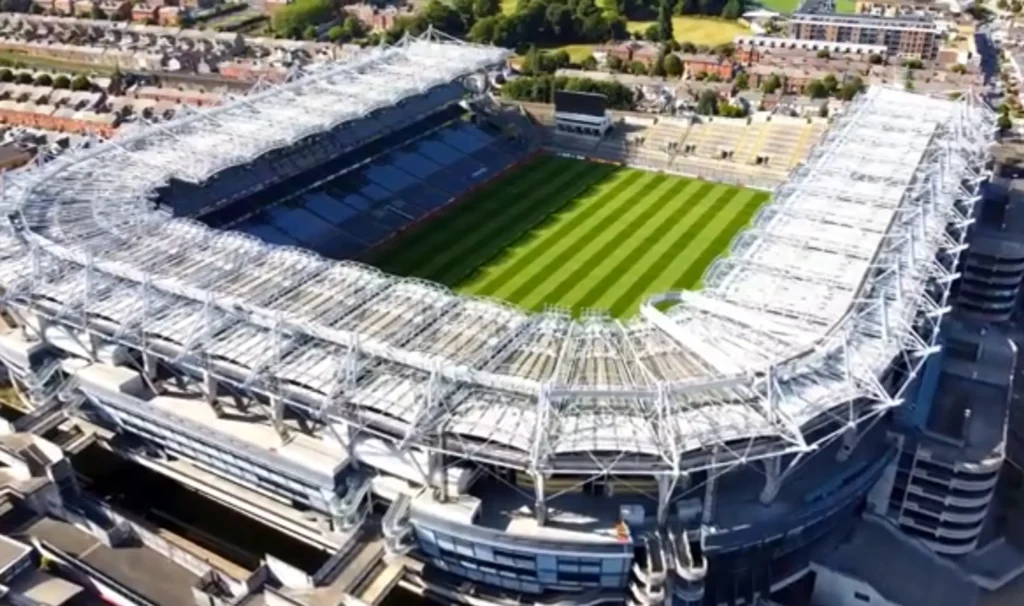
[
  {"left": 365, "top": 164, "right": 416, "bottom": 192},
  {"left": 342, "top": 193, "right": 371, "bottom": 211},
  {"left": 238, "top": 221, "right": 302, "bottom": 248},
  {"left": 302, "top": 192, "right": 359, "bottom": 224},
  {"left": 417, "top": 140, "right": 464, "bottom": 166},
  {"left": 360, "top": 184, "right": 392, "bottom": 202},
  {"left": 391, "top": 151, "right": 442, "bottom": 179}
]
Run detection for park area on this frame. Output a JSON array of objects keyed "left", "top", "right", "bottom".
[{"left": 371, "top": 155, "right": 768, "bottom": 318}]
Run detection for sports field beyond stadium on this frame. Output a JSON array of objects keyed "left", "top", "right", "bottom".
[{"left": 372, "top": 155, "right": 769, "bottom": 318}]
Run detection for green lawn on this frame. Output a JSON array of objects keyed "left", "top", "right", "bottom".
[
  {"left": 627, "top": 16, "right": 750, "bottom": 46},
  {"left": 371, "top": 155, "right": 768, "bottom": 318}
]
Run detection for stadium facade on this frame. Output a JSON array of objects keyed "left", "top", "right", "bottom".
[{"left": 0, "top": 32, "right": 1000, "bottom": 605}]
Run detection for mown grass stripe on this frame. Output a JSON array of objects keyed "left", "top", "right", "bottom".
[
  {"left": 467, "top": 169, "right": 649, "bottom": 297},
  {"left": 373, "top": 155, "right": 570, "bottom": 270},
  {"left": 395, "top": 158, "right": 598, "bottom": 278},
  {"left": 614, "top": 189, "right": 764, "bottom": 317},
  {"left": 574, "top": 181, "right": 717, "bottom": 311},
  {"left": 423, "top": 163, "right": 614, "bottom": 286},
  {"left": 496, "top": 171, "right": 666, "bottom": 306},
  {"left": 531, "top": 177, "right": 695, "bottom": 313},
  {"left": 606, "top": 186, "right": 749, "bottom": 316},
  {"left": 669, "top": 192, "right": 767, "bottom": 291}
]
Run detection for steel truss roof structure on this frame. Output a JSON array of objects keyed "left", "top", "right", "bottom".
[{"left": 0, "top": 55, "right": 995, "bottom": 479}]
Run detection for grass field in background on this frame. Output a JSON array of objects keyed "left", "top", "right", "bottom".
[
  {"left": 371, "top": 155, "right": 769, "bottom": 318},
  {"left": 626, "top": 16, "right": 749, "bottom": 46}
]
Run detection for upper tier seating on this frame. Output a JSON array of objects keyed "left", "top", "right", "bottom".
[{"left": 217, "top": 110, "right": 530, "bottom": 260}]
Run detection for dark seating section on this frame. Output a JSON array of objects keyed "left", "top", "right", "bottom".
[
  {"left": 228, "top": 115, "right": 529, "bottom": 259},
  {"left": 158, "top": 83, "right": 465, "bottom": 219}
]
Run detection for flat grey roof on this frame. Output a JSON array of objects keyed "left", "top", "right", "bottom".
[
  {"left": 0, "top": 533, "right": 30, "bottom": 571},
  {"left": 19, "top": 517, "right": 200, "bottom": 606},
  {"left": 816, "top": 514, "right": 979, "bottom": 606}
]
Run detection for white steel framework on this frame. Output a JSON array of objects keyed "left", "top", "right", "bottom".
[{"left": 0, "top": 44, "right": 996, "bottom": 481}]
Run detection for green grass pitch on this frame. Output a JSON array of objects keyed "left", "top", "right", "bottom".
[{"left": 370, "top": 155, "right": 771, "bottom": 318}]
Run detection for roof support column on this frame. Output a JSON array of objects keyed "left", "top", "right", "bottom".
[
  {"left": 430, "top": 444, "right": 448, "bottom": 503},
  {"left": 270, "top": 395, "right": 290, "bottom": 442},
  {"left": 759, "top": 456, "right": 782, "bottom": 505},
  {"left": 702, "top": 447, "right": 719, "bottom": 526},
  {"left": 142, "top": 351, "right": 158, "bottom": 380},
  {"left": 533, "top": 472, "right": 547, "bottom": 527},
  {"left": 202, "top": 368, "right": 219, "bottom": 407},
  {"left": 837, "top": 424, "right": 859, "bottom": 463},
  {"left": 657, "top": 474, "right": 678, "bottom": 527}
]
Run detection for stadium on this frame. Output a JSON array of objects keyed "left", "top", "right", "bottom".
[{"left": 0, "top": 30, "right": 998, "bottom": 606}]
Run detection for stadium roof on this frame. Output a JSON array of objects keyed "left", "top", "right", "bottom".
[{"left": 0, "top": 41, "right": 996, "bottom": 475}]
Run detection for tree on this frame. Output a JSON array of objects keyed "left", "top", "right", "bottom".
[
  {"left": 53, "top": 74, "right": 70, "bottom": 89},
  {"left": 327, "top": 25, "right": 345, "bottom": 42},
  {"left": 303, "top": 24, "right": 318, "bottom": 40},
  {"left": 581, "top": 56, "right": 598, "bottom": 70},
  {"left": 721, "top": 0, "right": 742, "bottom": 19},
  {"left": 421, "top": 0, "right": 467, "bottom": 37},
  {"left": 901, "top": 58, "right": 923, "bottom": 69},
  {"left": 719, "top": 99, "right": 747, "bottom": 117},
  {"left": 0, "top": 69, "right": 12, "bottom": 83},
  {"left": 272, "top": 0, "right": 333, "bottom": 38},
  {"left": 998, "top": 112, "right": 1013, "bottom": 132},
  {"left": 868, "top": 53, "right": 884, "bottom": 65},
  {"left": 501, "top": 74, "right": 635, "bottom": 109},
  {"left": 651, "top": 49, "right": 667, "bottom": 76},
  {"left": 70, "top": 75, "right": 90, "bottom": 91},
  {"left": 340, "top": 15, "right": 366, "bottom": 40},
  {"left": 675, "top": 0, "right": 699, "bottom": 14},
  {"left": 837, "top": 76, "right": 864, "bottom": 100},
  {"left": 762, "top": 73, "right": 782, "bottom": 94},
  {"left": 657, "top": 0, "right": 673, "bottom": 42},
  {"left": 734, "top": 70, "right": 749, "bottom": 90},
  {"left": 818, "top": 103, "right": 829, "bottom": 118},
  {"left": 607, "top": 54, "right": 624, "bottom": 71},
  {"left": 15, "top": 72, "right": 32, "bottom": 85},
  {"left": 696, "top": 89, "right": 718, "bottom": 115},
  {"left": 664, "top": 53, "right": 682, "bottom": 77},
  {"left": 644, "top": 23, "right": 662, "bottom": 41},
  {"left": 473, "top": 0, "right": 501, "bottom": 18},
  {"left": 822, "top": 73, "right": 838, "bottom": 94},
  {"left": 951, "top": 63, "right": 967, "bottom": 74},
  {"left": 33, "top": 73, "right": 52, "bottom": 86},
  {"left": 630, "top": 60, "right": 647, "bottom": 75},
  {"left": 816, "top": 49, "right": 830, "bottom": 59}
]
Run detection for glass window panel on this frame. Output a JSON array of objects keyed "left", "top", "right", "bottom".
[
  {"left": 474, "top": 544, "right": 494, "bottom": 562},
  {"left": 537, "top": 555, "right": 557, "bottom": 571},
  {"left": 602, "top": 558, "right": 624, "bottom": 573}
]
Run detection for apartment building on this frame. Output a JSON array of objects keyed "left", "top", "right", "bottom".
[{"left": 789, "top": 13, "right": 942, "bottom": 59}]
